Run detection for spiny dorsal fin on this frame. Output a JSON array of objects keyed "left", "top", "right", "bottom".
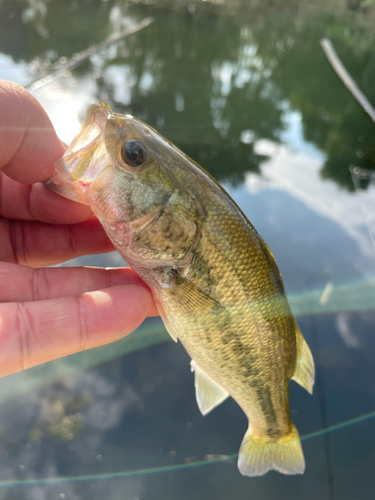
[
  {"left": 291, "top": 323, "right": 315, "bottom": 394},
  {"left": 191, "top": 360, "right": 229, "bottom": 416}
]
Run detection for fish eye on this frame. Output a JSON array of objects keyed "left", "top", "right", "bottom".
[{"left": 121, "top": 140, "right": 147, "bottom": 168}]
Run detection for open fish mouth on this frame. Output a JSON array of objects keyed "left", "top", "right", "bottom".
[
  {"left": 44, "top": 101, "right": 113, "bottom": 204},
  {"left": 67, "top": 101, "right": 111, "bottom": 157}
]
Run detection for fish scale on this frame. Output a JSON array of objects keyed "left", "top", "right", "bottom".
[
  {"left": 164, "top": 215, "right": 292, "bottom": 438},
  {"left": 46, "top": 100, "right": 315, "bottom": 477}
]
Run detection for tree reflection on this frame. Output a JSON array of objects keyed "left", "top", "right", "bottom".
[
  {"left": 0, "top": 0, "right": 113, "bottom": 65},
  {"left": 1, "top": 0, "right": 375, "bottom": 188}
]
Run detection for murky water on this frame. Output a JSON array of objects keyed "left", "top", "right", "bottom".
[{"left": 1, "top": 0, "right": 375, "bottom": 498}]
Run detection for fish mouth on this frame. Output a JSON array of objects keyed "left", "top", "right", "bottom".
[{"left": 44, "top": 101, "right": 113, "bottom": 204}]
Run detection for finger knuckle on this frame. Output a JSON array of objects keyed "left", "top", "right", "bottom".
[
  {"left": 75, "top": 295, "right": 88, "bottom": 352},
  {"left": 16, "top": 302, "right": 35, "bottom": 371}
]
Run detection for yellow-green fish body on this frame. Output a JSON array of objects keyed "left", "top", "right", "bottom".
[{"left": 46, "top": 101, "right": 314, "bottom": 477}]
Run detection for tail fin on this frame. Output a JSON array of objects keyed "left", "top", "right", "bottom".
[{"left": 238, "top": 425, "right": 305, "bottom": 477}]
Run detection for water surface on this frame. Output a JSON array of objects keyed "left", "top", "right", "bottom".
[{"left": 1, "top": 1, "right": 375, "bottom": 498}]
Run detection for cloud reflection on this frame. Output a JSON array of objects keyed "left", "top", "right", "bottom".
[
  {"left": 248, "top": 139, "right": 375, "bottom": 260},
  {"left": 336, "top": 313, "right": 360, "bottom": 349}
]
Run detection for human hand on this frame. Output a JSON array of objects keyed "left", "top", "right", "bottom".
[{"left": 0, "top": 80, "right": 157, "bottom": 378}]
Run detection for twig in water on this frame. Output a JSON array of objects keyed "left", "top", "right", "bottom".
[
  {"left": 320, "top": 37, "right": 375, "bottom": 124},
  {"left": 27, "top": 16, "right": 154, "bottom": 92}
]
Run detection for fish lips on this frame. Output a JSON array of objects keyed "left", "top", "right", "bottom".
[{"left": 44, "top": 101, "right": 113, "bottom": 204}]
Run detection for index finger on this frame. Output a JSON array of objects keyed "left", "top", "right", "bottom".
[
  {"left": 0, "top": 80, "right": 66, "bottom": 184},
  {"left": 0, "top": 80, "right": 93, "bottom": 223}
]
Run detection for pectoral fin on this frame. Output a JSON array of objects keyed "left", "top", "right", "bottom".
[
  {"left": 191, "top": 360, "right": 229, "bottom": 415},
  {"left": 166, "top": 270, "right": 224, "bottom": 314},
  {"left": 155, "top": 271, "right": 224, "bottom": 342},
  {"left": 291, "top": 323, "right": 315, "bottom": 394}
]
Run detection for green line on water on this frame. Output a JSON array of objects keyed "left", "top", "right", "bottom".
[
  {"left": 1, "top": 408, "right": 375, "bottom": 488},
  {"left": 1, "top": 276, "right": 375, "bottom": 408},
  {"left": 300, "top": 409, "right": 375, "bottom": 442}
]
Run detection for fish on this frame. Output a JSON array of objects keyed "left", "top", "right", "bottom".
[{"left": 45, "top": 101, "right": 315, "bottom": 477}]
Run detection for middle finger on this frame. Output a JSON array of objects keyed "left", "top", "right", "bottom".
[
  {"left": 0, "top": 262, "right": 158, "bottom": 315},
  {"left": 0, "top": 172, "right": 92, "bottom": 224}
]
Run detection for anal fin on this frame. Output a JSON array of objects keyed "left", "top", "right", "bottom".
[
  {"left": 191, "top": 360, "right": 229, "bottom": 416},
  {"left": 291, "top": 323, "right": 315, "bottom": 394}
]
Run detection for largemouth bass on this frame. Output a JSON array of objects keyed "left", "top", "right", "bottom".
[{"left": 46, "top": 101, "right": 315, "bottom": 477}]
